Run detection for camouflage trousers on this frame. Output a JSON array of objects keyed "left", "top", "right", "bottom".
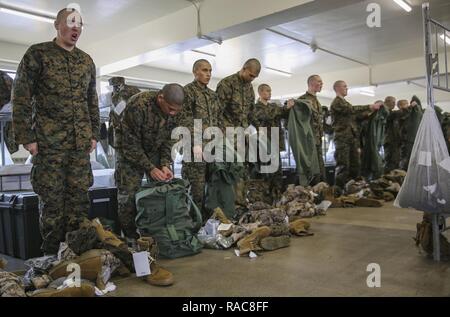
[
  {"left": 316, "top": 143, "right": 325, "bottom": 183},
  {"left": 115, "top": 159, "right": 144, "bottom": 239},
  {"left": 399, "top": 141, "right": 414, "bottom": 171},
  {"left": 384, "top": 142, "right": 401, "bottom": 173},
  {"left": 31, "top": 151, "right": 93, "bottom": 255},
  {"left": 334, "top": 137, "right": 361, "bottom": 188},
  {"left": 182, "top": 162, "right": 209, "bottom": 220}
]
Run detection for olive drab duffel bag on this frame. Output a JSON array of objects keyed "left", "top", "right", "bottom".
[{"left": 135, "top": 179, "right": 203, "bottom": 259}]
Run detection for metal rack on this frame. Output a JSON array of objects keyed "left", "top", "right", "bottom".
[{"left": 422, "top": 3, "right": 450, "bottom": 262}]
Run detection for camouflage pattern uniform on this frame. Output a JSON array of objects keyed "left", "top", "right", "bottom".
[
  {"left": 249, "top": 100, "right": 289, "bottom": 200},
  {"left": 384, "top": 110, "right": 402, "bottom": 173},
  {"left": 216, "top": 73, "right": 255, "bottom": 207},
  {"left": 108, "top": 77, "right": 140, "bottom": 149},
  {"left": 115, "top": 91, "right": 176, "bottom": 239},
  {"left": 12, "top": 40, "right": 100, "bottom": 254},
  {"left": 330, "top": 96, "right": 370, "bottom": 188},
  {"left": 216, "top": 72, "right": 255, "bottom": 129},
  {"left": 176, "top": 81, "right": 223, "bottom": 220},
  {"left": 298, "top": 92, "right": 325, "bottom": 181},
  {"left": 0, "top": 70, "right": 18, "bottom": 154},
  {"left": 443, "top": 112, "right": 450, "bottom": 155},
  {"left": 0, "top": 270, "right": 26, "bottom": 297}
]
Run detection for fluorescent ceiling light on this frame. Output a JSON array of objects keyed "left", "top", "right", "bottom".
[
  {"left": 265, "top": 67, "right": 292, "bottom": 77},
  {"left": 393, "top": 0, "right": 412, "bottom": 13},
  {"left": 440, "top": 33, "right": 450, "bottom": 45},
  {"left": 0, "top": 7, "right": 54, "bottom": 24},
  {"left": 191, "top": 49, "right": 216, "bottom": 57}
]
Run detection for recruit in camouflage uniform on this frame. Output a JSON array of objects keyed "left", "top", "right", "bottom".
[
  {"left": 216, "top": 59, "right": 260, "bottom": 207},
  {"left": 298, "top": 91, "right": 325, "bottom": 182},
  {"left": 331, "top": 81, "right": 377, "bottom": 188},
  {"left": 0, "top": 70, "right": 18, "bottom": 154},
  {"left": 115, "top": 88, "right": 182, "bottom": 240},
  {"left": 384, "top": 108, "right": 402, "bottom": 173},
  {"left": 176, "top": 61, "right": 223, "bottom": 220},
  {"left": 108, "top": 77, "right": 140, "bottom": 149},
  {"left": 249, "top": 88, "right": 290, "bottom": 201},
  {"left": 12, "top": 9, "right": 100, "bottom": 254}
]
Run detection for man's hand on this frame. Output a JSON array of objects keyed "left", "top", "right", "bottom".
[
  {"left": 150, "top": 168, "right": 167, "bottom": 181},
  {"left": 411, "top": 101, "right": 418, "bottom": 107},
  {"left": 161, "top": 166, "right": 174, "bottom": 181},
  {"left": 24, "top": 143, "right": 38, "bottom": 156},
  {"left": 286, "top": 99, "right": 295, "bottom": 109},
  {"left": 193, "top": 145, "right": 203, "bottom": 162},
  {"left": 90, "top": 139, "right": 97, "bottom": 154}
]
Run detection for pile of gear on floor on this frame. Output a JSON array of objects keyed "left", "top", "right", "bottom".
[
  {"left": 197, "top": 169, "right": 409, "bottom": 257},
  {"left": 0, "top": 219, "right": 173, "bottom": 297}
]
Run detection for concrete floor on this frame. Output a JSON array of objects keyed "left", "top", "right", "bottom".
[
  {"left": 2, "top": 203, "right": 450, "bottom": 296},
  {"left": 109, "top": 203, "right": 450, "bottom": 297}
]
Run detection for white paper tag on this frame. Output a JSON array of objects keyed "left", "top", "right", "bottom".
[
  {"left": 285, "top": 216, "right": 290, "bottom": 225},
  {"left": 234, "top": 249, "right": 240, "bottom": 257},
  {"left": 418, "top": 151, "right": 432, "bottom": 167},
  {"left": 114, "top": 100, "right": 127, "bottom": 115},
  {"left": 218, "top": 223, "right": 232, "bottom": 231},
  {"left": 317, "top": 200, "right": 332, "bottom": 212},
  {"left": 249, "top": 252, "right": 258, "bottom": 259},
  {"left": 133, "top": 252, "right": 151, "bottom": 277}
]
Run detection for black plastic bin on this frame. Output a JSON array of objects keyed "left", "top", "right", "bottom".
[
  {"left": 0, "top": 192, "right": 42, "bottom": 259},
  {"left": 88, "top": 187, "right": 120, "bottom": 234}
]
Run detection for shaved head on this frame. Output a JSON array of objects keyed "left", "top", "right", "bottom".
[
  {"left": 258, "top": 84, "right": 271, "bottom": 94},
  {"left": 193, "top": 59, "right": 211, "bottom": 72},
  {"left": 243, "top": 58, "right": 261, "bottom": 72},
  {"left": 384, "top": 96, "right": 396, "bottom": 110},
  {"left": 308, "top": 75, "right": 320, "bottom": 86},
  {"left": 333, "top": 80, "right": 346, "bottom": 92},
  {"left": 161, "top": 83, "right": 185, "bottom": 106}
]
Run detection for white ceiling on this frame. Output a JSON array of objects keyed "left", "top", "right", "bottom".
[
  {"left": 0, "top": 0, "right": 191, "bottom": 47},
  {"left": 145, "top": 0, "right": 450, "bottom": 80}
]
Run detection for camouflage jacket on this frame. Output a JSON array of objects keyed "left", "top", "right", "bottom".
[
  {"left": 249, "top": 100, "right": 289, "bottom": 151},
  {"left": 0, "top": 70, "right": 13, "bottom": 109},
  {"left": 117, "top": 91, "right": 176, "bottom": 172},
  {"left": 330, "top": 96, "right": 370, "bottom": 140},
  {"left": 216, "top": 72, "right": 255, "bottom": 128},
  {"left": 298, "top": 92, "right": 323, "bottom": 146},
  {"left": 110, "top": 84, "right": 141, "bottom": 128},
  {"left": 12, "top": 40, "right": 100, "bottom": 153},
  {"left": 176, "top": 80, "right": 223, "bottom": 145},
  {"left": 384, "top": 110, "right": 402, "bottom": 145}
]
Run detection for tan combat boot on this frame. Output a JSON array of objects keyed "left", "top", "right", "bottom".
[
  {"left": 289, "top": 219, "right": 313, "bottom": 237},
  {"left": 137, "top": 237, "right": 174, "bottom": 287},
  {"left": 211, "top": 207, "right": 231, "bottom": 224},
  {"left": 29, "top": 283, "right": 96, "bottom": 297},
  {"left": 92, "top": 218, "right": 125, "bottom": 248},
  {"left": 237, "top": 226, "right": 271, "bottom": 255},
  {"left": 50, "top": 249, "right": 107, "bottom": 290}
]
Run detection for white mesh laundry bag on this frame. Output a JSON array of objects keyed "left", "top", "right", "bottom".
[{"left": 394, "top": 106, "right": 450, "bottom": 213}]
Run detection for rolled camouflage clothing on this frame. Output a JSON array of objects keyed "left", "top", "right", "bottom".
[
  {"left": 115, "top": 91, "right": 176, "bottom": 238},
  {"left": 177, "top": 80, "right": 223, "bottom": 220},
  {"left": 12, "top": 40, "right": 99, "bottom": 254},
  {"left": 331, "top": 96, "right": 370, "bottom": 187},
  {"left": 0, "top": 270, "right": 26, "bottom": 297}
]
